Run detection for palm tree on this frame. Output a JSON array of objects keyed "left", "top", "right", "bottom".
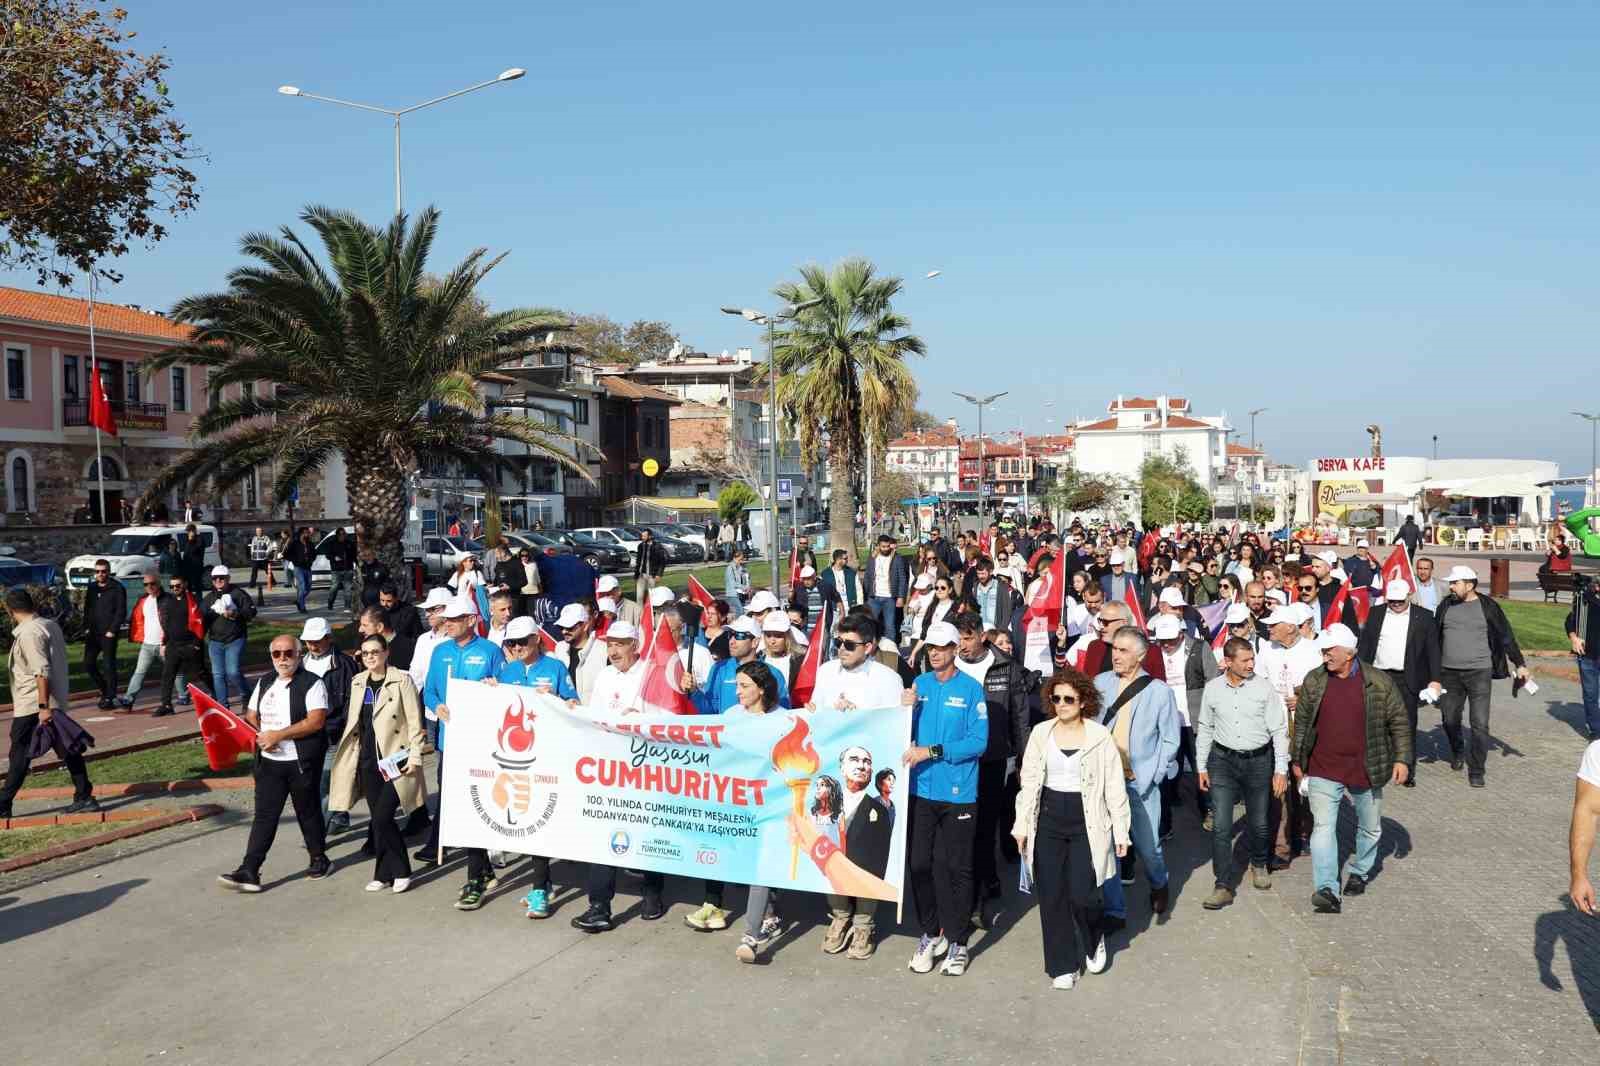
[
  {"left": 769, "top": 258, "right": 925, "bottom": 561},
  {"left": 136, "top": 205, "right": 592, "bottom": 578}
]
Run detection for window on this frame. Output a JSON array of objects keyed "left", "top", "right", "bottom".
[
  {"left": 695, "top": 482, "right": 711, "bottom": 495},
  {"left": 125, "top": 365, "right": 141, "bottom": 404},
  {"left": 243, "top": 381, "right": 255, "bottom": 402},
  {"left": 171, "top": 366, "right": 188, "bottom": 411},
  {"left": 63, "top": 355, "right": 80, "bottom": 400},
  {"left": 573, "top": 398, "right": 589, "bottom": 425},
  {"left": 86, "top": 456, "right": 122, "bottom": 480},
  {"left": 5, "top": 346, "right": 26, "bottom": 400},
  {"left": 6, "top": 450, "right": 32, "bottom": 512},
  {"left": 244, "top": 467, "right": 259, "bottom": 511}
]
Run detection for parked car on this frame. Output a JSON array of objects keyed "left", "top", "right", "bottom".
[
  {"left": 622, "top": 525, "right": 699, "bottom": 564},
  {"left": 640, "top": 522, "right": 712, "bottom": 560},
  {"left": 418, "top": 534, "right": 483, "bottom": 580},
  {"left": 498, "top": 531, "right": 573, "bottom": 558},
  {"left": 573, "top": 526, "right": 644, "bottom": 559},
  {"left": 546, "top": 530, "right": 631, "bottom": 572}
]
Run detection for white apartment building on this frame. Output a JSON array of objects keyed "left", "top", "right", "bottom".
[
  {"left": 1070, "top": 394, "right": 1232, "bottom": 492},
  {"left": 885, "top": 420, "right": 961, "bottom": 495}
]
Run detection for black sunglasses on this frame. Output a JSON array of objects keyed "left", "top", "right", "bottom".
[
  {"left": 503, "top": 638, "right": 529, "bottom": 648},
  {"left": 836, "top": 638, "right": 866, "bottom": 652},
  {"left": 1049, "top": 693, "right": 1080, "bottom": 705},
  {"left": 270, "top": 649, "right": 297, "bottom": 660}
]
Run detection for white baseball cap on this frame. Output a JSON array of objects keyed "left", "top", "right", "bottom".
[
  {"left": 210, "top": 564, "right": 230, "bottom": 577},
  {"left": 595, "top": 596, "right": 618, "bottom": 615},
  {"left": 1316, "top": 550, "right": 1339, "bottom": 565},
  {"left": 799, "top": 565, "right": 816, "bottom": 578},
  {"left": 555, "top": 603, "right": 590, "bottom": 629},
  {"left": 605, "top": 620, "right": 639, "bottom": 641},
  {"left": 648, "top": 585, "right": 675, "bottom": 608},
  {"left": 1262, "top": 606, "right": 1298, "bottom": 627},
  {"left": 420, "top": 587, "right": 454, "bottom": 610},
  {"left": 1315, "top": 622, "right": 1358, "bottom": 651},
  {"left": 924, "top": 620, "right": 960, "bottom": 647},
  {"left": 299, "top": 617, "right": 331, "bottom": 641},
  {"left": 747, "top": 590, "right": 781, "bottom": 613},
  {"left": 1158, "top": 587, "right": 1186, "bottom": 608},
  {"left": 595, "top": 574, "right": 620, "bottom": 593},
  {"left": 504, "top": 616, "right": 537, "bottom": 641},
  {"left": 441, "top": 600, "right": 475, "bottom": 619},
  {"left": 1150, "top": 614, "right": 1184, "bottom": 640},
  {"left": 761, "top": 612, "right": 792, "bottom": 634},
  {"left": 1287, "top": 602, "right": 1316, "bottom": 626},
  {"left": 1355, "top": 539, "right": 1369, "bottom": 548},
  {"left": 1225, "top": 603, "right": 1253, "bottom": 625},
  {"left": 1265, "top": 588, "right": 1289, "bottom": 605},
  {"left": 729, "top": 616, "right": 761, "bottom": 637},
  {"left": 1445, "top": 565, "right": 1479, "bottom": 584},
  {"left": 1385, "top": 579, "right": 1411, "bottom": 602},
  {"left": 1108, "top": 549, "right": 1128, "bottom": 566},
  {"left": 914, "top": 573, "right": 933, "bottom": 590}
]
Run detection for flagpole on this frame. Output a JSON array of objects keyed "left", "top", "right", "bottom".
[{"left": 87, "top": 272, "right": 107, "bottom": 525}]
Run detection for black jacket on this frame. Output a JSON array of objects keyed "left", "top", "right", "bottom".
[
  {"left": 201, "top": 583, "right": 256, "bottom": 644},
  {"left": 1316, "top": 580, "right": 1360, "bottom": 631},
  {"left": 386, "top": 603, "right": 425, "bottom": 640},
  {"left": 321, "top": 535, "right": 355, "bottom": 572},
  {"left": 83, "top": 579, "right": 127, "bottom": 641},
  {"left": 307, "top": 650, "right": 360, "bottom": 741},
  {"left": 1358, "top": 603, "right": 1441, "bottom": 700},
  {"left": 929, "top": 537, "right": 963, "bottom": 575},
  {"left": 1565, "top": 586, "right": 1600, "bottom": 662},
  {"left": 158, "top": 592, "right": 202, "bottom": 647},
  {"left": 284, "top": 537, "right": 314, "bottom": 569},
  {"left": 634, "top": 539, "right": 667, "bottom": 579},
  {"left": 1435, "top": 594, "right": 1525, "bottom": 680},
  {"left": 1397, "top": 521, "right": 1422, "bottom": 556},
  {"left": 841, "top": 792, "right": 893, "bottom": 879},
  {"left": 967, "top": 649, "right": 1032, "bottom": 763}
]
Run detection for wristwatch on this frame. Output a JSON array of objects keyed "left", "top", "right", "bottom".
[{"left": 928, "top": 744, "right": 944, "bottom": 762}]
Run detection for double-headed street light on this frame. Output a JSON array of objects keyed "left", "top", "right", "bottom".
[
  {"left": 277, "top": 68, "right": 526, "bottom": 214},
  {"left": 722, "top": 299, "right": 822, "bottom": 584},
  {"left": 954, "top": 390, "right": 1007, "bottom": 521}
]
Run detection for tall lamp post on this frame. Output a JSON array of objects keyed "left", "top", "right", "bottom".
[
  {"left": 954, "top": 391, "right": 1007, "bottom": 523},
  {"left": 1247, "top": 406, "right": 1267, "bottom": 529},
  {"left": 278, "top": 68, "right": 526, "bottom": 214},
  {"left": 1575, "top": 412, "right": 1600, "bottom": 508},
  {"left": 722, "top": 299, "right": 822, "bottom": 586}
]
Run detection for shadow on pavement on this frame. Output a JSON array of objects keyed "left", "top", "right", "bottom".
[
  {"left": 0, "top": 878, "right": 148, "bottom": 945},
  {"left": 1545, "top": 700, "right": 1594, "bottom": 740},
  {"left": 1533, "top": 899, "right": 1600, "bottom": 1035}
]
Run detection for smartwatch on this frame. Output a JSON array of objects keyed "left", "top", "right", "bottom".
[{"left": 928, "top": 744, "right": 944, "bottom": 762}]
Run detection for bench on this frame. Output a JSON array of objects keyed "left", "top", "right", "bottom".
[{"left": 1537, "top": 568, "right": 1578, "bottom": 603}]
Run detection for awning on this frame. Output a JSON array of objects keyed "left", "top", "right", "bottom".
[
  {"left": 1334, "top": 493, "right": 1415, "bottom": 505},
  {"left": 1424, "top": 476, "right": 1545, "bottom": 499},
  {"left": 609, "top": 495, "right": 720, "bottom": 513},
  {"left": 900, "top": 495, "right": 941, "bottom": 505}
]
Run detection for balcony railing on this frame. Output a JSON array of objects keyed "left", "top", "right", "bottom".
[{"left": 63, "top": 399, "right": 167, "bottom": 432}]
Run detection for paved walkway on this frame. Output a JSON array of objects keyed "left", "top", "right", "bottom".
[{"left": 4, "top": 672, "right": 1598, "bottom": 1063}]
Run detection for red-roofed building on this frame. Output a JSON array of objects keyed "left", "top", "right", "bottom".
[
  {"left": 1070, "top": 392, "right": 1234, "bottom": 494},
  {"left": 886, "top": 420, "right": 961, "bottom": 494}
]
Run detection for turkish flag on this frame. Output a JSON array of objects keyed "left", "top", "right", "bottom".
[
  {"left": 537, "top": 624, "right": 558, "bottom": 653},
  {"left": 1378, "top": 544, "right": 1417, "bottom": 598},
  {"left": 88, "top": 362, "right": 117, "bottom": 437},
  {"left": 192, "top": 685, "right": 256, "bottom": 771},
  {"left": 685, "top": 574, "right": 715, "bottom": 609},
  {"left": 637, "top": 615, "right": 697, "bottom": 715},
  {"left": 1124, "top": 580, "right": 1146, "bottom": 632},
  {"left": 789, "top": 546, "right": 802, "bottom": 591},
  {"left": 787, "top": 607, "right": 829, "bottom": 707},
  {"left": 1323, "top": 579, "right": 1351, "bottom": 630},
  {"left": 1349, "top": 586, "right": 1372, "bottom": 626},
  {"left": 639, "top": 597, "right": 654, "bottom": 657},
  {"left": 1022, "top": 545, "right": 1068, "bottom": 630}
]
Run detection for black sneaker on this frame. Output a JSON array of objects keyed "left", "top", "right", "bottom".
[
  {"left": 571, "top": 904, "right": 613, "bottom": 933},
  {"left": 1343, "top": 873, "right": 1367, "bottom": 897},
  {"left": 413, "top": 846, "right": 440, "bottom": 867},
  {"left": 326, "top": 811, "right": 351, "bottom": 833},
  {"left": 1312, "top": 889, "right": 1341, "bottom": 914},
  {"left": 640, "top": 895, "right": 667, "bottom": 921},
  {"left": 63, "top": 796, "right": 101, "bottom": 814},
  {"left": 306, "top": 855, "right": 332, "bottom": 880},
  {"left": 1449, "top": 754, "right": 1464, "bottom": 771},
  {"left": 1468, "top": 774, "right": 1485, "bottom": 789},
  {"left": 97, "top": 697, "right": 116, "bottom": 710},
  {"left": 152, "top": 706, "right": 175, "bottom": 717},
  {"left": 218, "top": 867, "right": 262, "bottom": 893}
]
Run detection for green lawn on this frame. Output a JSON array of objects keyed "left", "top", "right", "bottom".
[
  {"left": 29, "top": 738, "right": 255, "bottom": 790},
  {"left": 2, "top": 621, "right": 306, "bottom": 704},
  {"left": 1500, "top": 600, "right": 1572, "bottom": 653},
  {"left": 0, "top": 821, "right": 134, "bottom": 860}
]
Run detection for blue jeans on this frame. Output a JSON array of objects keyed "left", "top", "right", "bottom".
[
  {"left": 207, "top": 637, "right": 247, "bottom": 705},
  {"left": 1100, "top": 780, "right": 1168, "bottom": 917},
  {"left": 1578, "top": 656, "right": 1600, "bottom": 736},
  {"left": 294, "top": 566, "right": 311, "bottom": 612},
  {"left": 869, "top": 597, "right": 900, "bottom": 645},
  {"left": 327, "top": 569, "right": 353, "bottom": 609},
  {"left": 1306, "top": 776, "right": 1383, "bottom": 896},
  {"left": 1205, "top": 745, "right": 1273, "bottom": 886}
]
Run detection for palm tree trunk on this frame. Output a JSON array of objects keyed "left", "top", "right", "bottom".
[
  {"left": 346, "top": 443, "right": 410, "bottom": 601},
  {"left": 828, "top": 450, "right": 858, "bottom": 566}
]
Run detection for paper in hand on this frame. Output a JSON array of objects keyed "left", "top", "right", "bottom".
[
  {"left": 211, "top": 593, "right": 234, "bottom": 615},
  {"left": 1018, "top": 860, "right": 1033, "bottom": 895},
  {"left": 377, "top": 748, "right": 410, "bottom": 782}
]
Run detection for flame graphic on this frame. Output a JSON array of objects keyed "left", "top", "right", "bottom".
[
  {"left": 496, "top": 697, "right": 536, "bottom": 757},
  {"left": 770, "top": 715, "right": 820, "bottom": 777}
]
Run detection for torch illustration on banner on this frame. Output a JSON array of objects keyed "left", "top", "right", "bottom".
[
  {"left": 491, "top": 695, "right": 537, "bottom": 825},
  {"left": 770, "top": 715, "right": 821, "bottom": 879}
]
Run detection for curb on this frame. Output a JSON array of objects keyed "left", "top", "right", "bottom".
[
  {"left": 0, "top": 804, "right": 224, "bottom": 873},
  {"left": 14, "top": 776, "right": 253, "bottom": 801}
]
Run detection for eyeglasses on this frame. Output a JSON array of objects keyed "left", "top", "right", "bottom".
[
  {"left": 270, "top": 649, "right": 298, "bottom": 660},
  {"left": 730, "top": 632, "right": 753, "bottom": 641},
  {"left": 212, "top": 575, "right": 228, "bottom": 581},
  {"left": 836, "top": 638, "right": 865, "bottom": 652},
  {"left": 142, "top": 581, "right": 159, "bottom": 587},
  {"left": 936, "top": 585, "right": 952, "bottom": 592},
  {"left": 168, "top": 584, "right": 184, "bottom": 592},
  {"left": 1049, "top": 693, "right": 1079, "bottom": 705},
  {"left": 359, "top": 648, "right": 386, "bottom": 658}
]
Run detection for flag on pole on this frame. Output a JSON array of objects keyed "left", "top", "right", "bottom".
[
  {"left": 192, "top": 685, "right": 257, "bottom": 770},
  {"left": 1349, "top": 586, "right": 1372, "bottom": 626},
  {"left": 1124, "top": 580, "right": 1146, "bottom": 632},
  {"left": 637, "top": 615, "right": 697, "bottom": 715},
  {"left": 685, "top": 574, "right": 715, "bottom": 609},
  {"left": 1378, "top": 543, "right": 1417, "bottom": 597},
  {"left": 787, "top": 607, "right": 829, "bottom": 707},
  {"left": 788, "top": 545, "right": 802, "bottom": 592},
  {"left": 1194, "top": 599, "right": 1230, "bottom": 641},
  {"left": 639, "top": 596, "right": 655, "bottom": 658},
  {"left": 1022, "top": 548, "right": 1069, "bottom": 630},
  {"left": 88, "top": 362, "right": 117, "bottom": 437},
  {"left": 1323, "top": 579, "right": 1351, "bottom": 630}
]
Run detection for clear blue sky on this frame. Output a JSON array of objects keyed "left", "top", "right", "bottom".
[{"left": 9, "top": 2, "right": 1599, "bottom": 474}]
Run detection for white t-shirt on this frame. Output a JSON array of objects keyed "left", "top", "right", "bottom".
[
  {"left": 955, "top": 650, "right": 994, "bottom": 685},
  {"left": 873, "top": 554, "right": 892, "bottom": 596},
  {"left": 1045, "top": 744, "right": 1083, "bottom": 792},
  {"left": 140, "top": 595, "right": 163, "bottom": 647},
  {"left": 249, "top": 675, "right": 328, "bottom": 762},
  {"left": 810, "top": 657, "right": 905, "bottom": 710},
  {"left": 409, "top": 628, "right": 445, "bottom": 691},
  {"left": 1579, "top": 740, "right": 1600, "bottom": 788},
  {"left": 591, "top": 660, "right": 645, "bottom": 715},
  {"left": 488, "top": 624, "right": 507, "bottom": 648},
  {"left": 1256, "top": 637, "right": 1322, "bottom": 702},
  {"left": 763, "top": 651, "right": 794, "bottom": 687}
]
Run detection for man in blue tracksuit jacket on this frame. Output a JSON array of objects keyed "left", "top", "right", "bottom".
[
  {"left": 419, "top": 601, "right": 505, "bottom": 909},
  {"left": 691, "top": 615, "right": 789, "bottom": 714},
  {"left": 903, "top": 620, "right": 989, "bottom": 977}
]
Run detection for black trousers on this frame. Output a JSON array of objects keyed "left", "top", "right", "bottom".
[
  {"left": 587, "top": 863, "right": 663, "bottom": 908},
  {"left": 1206, "top": 744, "right": 1273, "bottom": 886},
  {"left": 84, "top": 635, "right": 119, "bottom": 700},
  {"left": 1385, "top": 669, "right": 1420, "bottom": 773},
  {"left": 974, "top": 759, "right": 1019, "bottom": 896},
  {"left": 1035, "top": 790, "right": 1101, "bottom": 978},
  {"left": 358, "top": 759, "right": 411, "bottom": 883},
  {"left": 0, "top": 714, "right": 92, "bottom": 810},
  {"left": 1160, "top": 725, "right": 1205, "bottom": 836},
  {"left": 1439, "top": 666, "right": 1494, "bottom": 775},
  {"left": 243, "top": 757, "right": 326, "bottom": 874},
  {"left": 160, "top": 640, "right": 210, "bottom": 709},
  {"left": 908, "top": 796, "right": 977, "bottom": 943}
]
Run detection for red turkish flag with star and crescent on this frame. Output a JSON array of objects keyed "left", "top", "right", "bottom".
[
  {"left": 1022, "top": 547, "right": 1069, "bottom": 630},
  {"left": 685, "top": 575, "right": 715, "bottom": 609},
  {"left": 787, "top": 606, "right": 829, "bottom": 708},
  {"left": 88, "top": 362, "right": 118, "bottom": 437},
  {"left": 637, "top": 615, "right": 697, "bottom": 715},
  {"left": 1379, "top": 544, "right": 1417, "bottom": 599},
  {"left": 191, "top": 685, "right": 257, "bottom": 770}
]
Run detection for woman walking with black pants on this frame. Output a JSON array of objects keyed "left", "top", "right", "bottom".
[{"left": 1014, "top": 667, "right": 1131, "bottom": 990}]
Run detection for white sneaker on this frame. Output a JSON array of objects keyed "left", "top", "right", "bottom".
[
  {"left": 1086, "top": 933, "right": 1108, "bottom": 974},
  {"left": 1052, "top": 972, "right": 1078, "bottom": 990},
  {"left": 909, "top": 934, "right": 938, "bottom": 973},
  {"left": 939, "top": 944, "right": 969, "bottom": 976},
  {"left": 391, "top": 878, "right": 411, "bottom": 894},
  {"left": 931, "top": 934, "right": 949, "bottom": 958},
  {"left": 364, "top": 880, "right": 389, "bottom": 892}
]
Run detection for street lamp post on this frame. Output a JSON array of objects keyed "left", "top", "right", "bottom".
[
  {"left": 1575, "top": 412, "right": 1600, "bottom": 507},
  {"left": 722, "top": 300, "right": 822, "bottom": 587},
  {"left": 954, "top": 391, "right": 1006, "bottom": 525},
  {"left": 1248, "top": 407, "right": 1267, "bottom": 530},
  {"left": 278, "top": 68, "right": 526, "bottom": 214}
]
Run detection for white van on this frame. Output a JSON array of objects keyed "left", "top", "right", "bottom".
[{"left": 64, "top": 525, "right": 223, "bottom": 594}]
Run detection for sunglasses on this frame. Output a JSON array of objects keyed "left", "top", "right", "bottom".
[
  {"left": 1049, "top": 693, "right": 1079, "bottom": 705},
  {"left": 836, "top": 638, "right": 866, "bottom": 652},
  {"left": 936, "top": 585, "right": 952, "bottom": 592},
  {"left": 1298, "top": 584, "right": 1316, "bottom": 592},
  {"left": 359, "top": 648, "right": 386, "bottom": 658},
  {"left": 503, "top": 638, "right": 529, "bottom": 648},
  {"left": 142, "top": 580, "right": 159, "bottom": 587},
  {"left": 270, "top": 649, "right": 298, "bottom": 660}
]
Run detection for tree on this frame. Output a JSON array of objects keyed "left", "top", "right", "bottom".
[
  {"left": 886, "top": 406, "right": 940, "bottom": 439},
  {"left": 1, "top": 1, "right": 201, "bottom": 286},
  {"left": 565, "top": 313, "right": 626, "bottom": 364},
  {"left": 717, "top": 481, "right": 759, "bottom": 523},
  {"left": 1046, "top": 467, "right": 1127, "bottom": 523},
  {"left": 1140, "top": 448, "right": 1212, "bottom": 527},
  {"left": 622, "top": 319, "right": 680, "bottom": 363},
  {"left": 134, "top": 205, "right": 592, "bottom": 581},
  {"left": 770, "top": 258, "right": 925, "bottom": 562}
]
